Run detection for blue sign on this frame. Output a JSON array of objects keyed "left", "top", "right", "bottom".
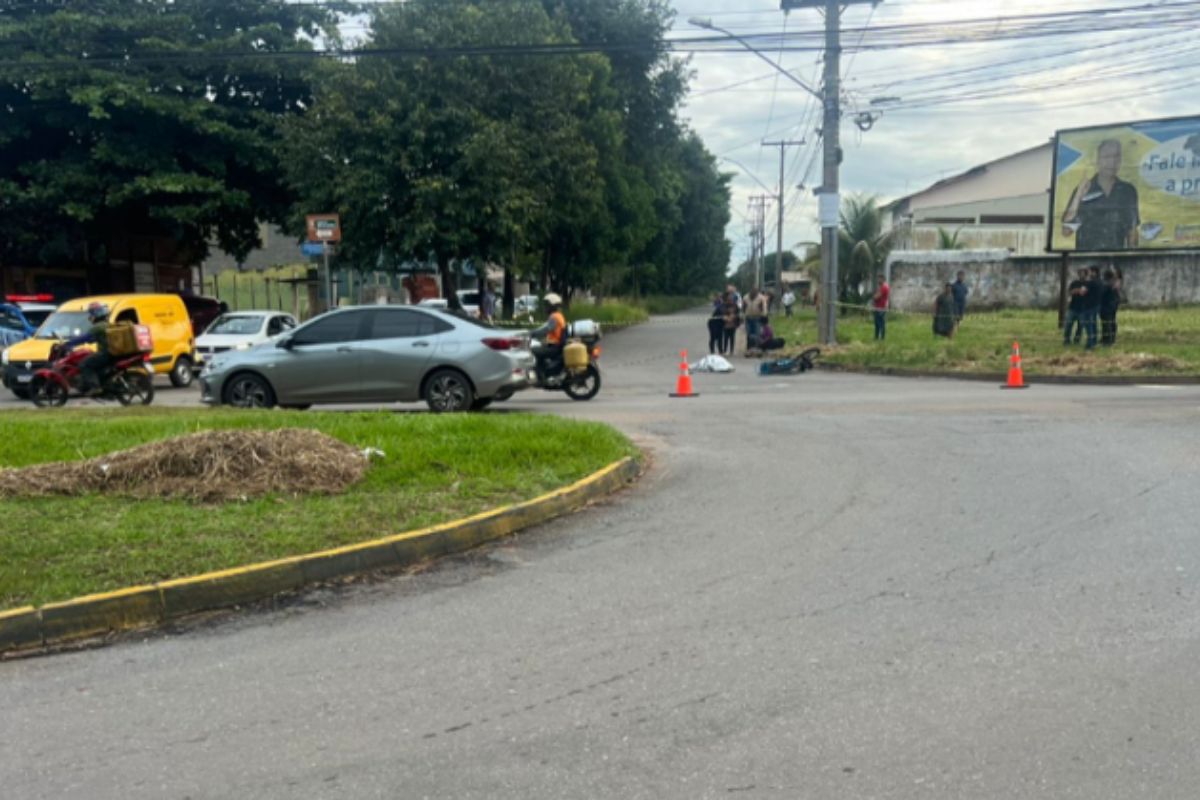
[{"left": 301, "top": 242, "right": 327, "bottom": 257}]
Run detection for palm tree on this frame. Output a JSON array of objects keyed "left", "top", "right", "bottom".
[
  {"left": 803, "top": 195, "right": 899, "bottom": 304},
  {"left": 937, "top": 226, "right": 964, "bottom": 250}
]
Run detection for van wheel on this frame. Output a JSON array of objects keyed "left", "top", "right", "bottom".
[{"left": 169, "top": 356, "right": 194, "bottom": 387}]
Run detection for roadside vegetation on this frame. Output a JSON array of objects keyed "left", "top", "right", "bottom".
[
  {"left": 0, "top": 409, "right": 636, "bottom": 609},
  {"left": 772, "top": 306, "right": 1200, "bottom": 376}
]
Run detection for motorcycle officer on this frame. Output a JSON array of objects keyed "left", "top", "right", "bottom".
[
  {"left": 530, "top": 292, "right": 566, "bottom": 383},
  {"left": 64, "top": 301, "right": 113, "bottom": 395}
]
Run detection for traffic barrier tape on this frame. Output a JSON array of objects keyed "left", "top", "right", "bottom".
[{"left": 1, "top": 456, "right": 640, "bottom": 656}]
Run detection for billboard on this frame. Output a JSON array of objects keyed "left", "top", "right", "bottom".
[{"left": 1049, "top": 115, "right": 1200, "bottom": 253}]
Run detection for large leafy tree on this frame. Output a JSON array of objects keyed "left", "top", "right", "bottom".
[{"left": 0, "top": 0, "right": 344, "bottom": 269}]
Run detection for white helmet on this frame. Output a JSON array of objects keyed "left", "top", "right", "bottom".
[{"left": 543, "top": 292, "right": 563, "bottom": 306}]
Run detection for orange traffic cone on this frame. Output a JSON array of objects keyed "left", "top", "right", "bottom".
[
  {"left": 1001, "top": 340, "right": 1028, "bottom": 389},
  {"left": 669, "top": 349, "right": 699, "bottom": 398}
]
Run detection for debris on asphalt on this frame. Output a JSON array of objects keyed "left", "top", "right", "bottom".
[
  {"left": 0, "top": 429, "right": 368, "bottom": 502},
  {"left": 689, "top": 355, "right": 735, "bottom": 373}
]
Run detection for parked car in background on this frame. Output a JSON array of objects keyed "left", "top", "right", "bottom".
[
  {"left": 199, "top": 305, "right": 534, "bottom": 412},
  {"left": 514, "top": 294, "right": 540, "bottom": 317},
  {"left": 416, "top": 289, "right": 483, "bottom": 316},
  {"left": 3, "top": 293, "right": 196, "bottom": 397},
  {"left": 179, "top": 294, "right": 228, "bottom": 337},
  {"left": 195, "top": 310, "right": 297, "bottom": 368},
  {"left": 0, "top": 295, "right": 57, "bottom": 349}
]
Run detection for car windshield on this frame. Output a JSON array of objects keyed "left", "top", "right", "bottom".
[
  {"left": 441, "top": 310, "right": 498, "bottom": 330},
  {"left": 35, "top": 310, "right": 90, "bottom": 339},
  {"left": 22, "top": 309, "right": 52, "bottom": 327},
  {"left": 206, "top": 314, "right": 265, "bottom": 335}
]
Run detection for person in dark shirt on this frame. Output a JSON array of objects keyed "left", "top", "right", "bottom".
[
  {"left": 1081, "top": 266, "right": 1104, "bottom": 349},
  {"left": 1062, "top": 268, "right": 1089, "bottom": 345},
  {"left": 1062, "top": 139, "right": 1140, "bottom": 251},
  {"left": 933, "top": 283, "right": 956, "bottom": 338},
  {"left": 64, "top": 302, "right": 113, "bottom": 394},
  {"left": 1100, "top": 268, "right": 1123, "bottom": 346},
  {"left": 951, "top": 270, "right": 969, "bottom": 327}
]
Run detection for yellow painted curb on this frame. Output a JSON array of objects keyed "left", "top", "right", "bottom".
[{"left": 1, "top": 456, "right": 639, "bottom": 655}]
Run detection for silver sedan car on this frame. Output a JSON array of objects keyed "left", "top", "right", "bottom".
[{"left": 199, "top": 305, "right": 534, "bottom": 411}]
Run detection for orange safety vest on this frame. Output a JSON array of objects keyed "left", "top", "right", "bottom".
[{"left": 546, "top": 311, "right": 566, "bottom": 345}]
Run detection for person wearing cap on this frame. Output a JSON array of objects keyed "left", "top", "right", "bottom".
[{"left": 530, "top": 292, "right": 567, "bottom": 382}]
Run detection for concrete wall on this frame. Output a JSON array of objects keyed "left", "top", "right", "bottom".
[{"left": 884, "top": 249, "right": 1200, "bottom": 311}]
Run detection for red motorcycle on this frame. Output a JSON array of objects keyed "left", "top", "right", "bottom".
[{"left": 29, "top": 343, "right": 155, "bottom": 407}]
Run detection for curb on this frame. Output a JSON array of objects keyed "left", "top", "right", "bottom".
[
  {"left": 816, "top": 362, "right": 1200, "bottom": 386},
  {"left": 1, "top": 456, "right": 640, "bottom": 656}
]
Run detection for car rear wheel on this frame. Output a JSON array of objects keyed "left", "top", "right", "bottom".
[
  {"left": 223, "top": 373, "right": 276, "bottom": 409},
  {"left": 424, "top": 368, "right": 474, "bottom": 413},
  {"left": 169, "top": 356, "right": 194, "bottom": 387}
]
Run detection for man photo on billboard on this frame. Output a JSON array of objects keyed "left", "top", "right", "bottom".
[{"left": 1061, "top": 138, "right": 1140, "bottom": 250}]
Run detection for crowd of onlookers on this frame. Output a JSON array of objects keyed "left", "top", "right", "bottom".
[
  {"left": 706, "top": 283, "right": 789, "bottom": 357},
  {"left": 706, "top": 264, "right": 1126, "bottom": 356}
]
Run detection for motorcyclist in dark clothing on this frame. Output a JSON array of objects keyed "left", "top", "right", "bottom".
[{"left": 65, "top": 302, "right": 113, "bottom": 394}]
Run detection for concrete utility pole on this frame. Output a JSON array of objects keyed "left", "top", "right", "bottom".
[
  {"left": 762, "top": 139, "right": 805, "bottom": 295},
  {"left": 781, "top": 0, "right": 878, "bottom": 343},
  {"left": 748, "top": 195, "right": 772, "bottom": 289}
]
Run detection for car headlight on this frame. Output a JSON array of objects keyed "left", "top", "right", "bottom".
[
  {"left": 234, "top": 342, "right": 252, "bottom": 351},
  {"left": 1, "top": 349, "right": 8, "bottom": 365}
]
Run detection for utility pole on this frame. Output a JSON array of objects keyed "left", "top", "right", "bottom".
[
  {"left": 748, "top": 195, "right": 771, "bottom": 290},
  {"left": 782, "top": 0, "right": 877, "bottom": 343},
  {"left": 762, "top": 139, "right": 805, "bottom": 296}
]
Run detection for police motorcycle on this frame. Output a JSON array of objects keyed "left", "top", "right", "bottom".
[{"left": 528, "top": 319, "right": 602, "bottom": 401}]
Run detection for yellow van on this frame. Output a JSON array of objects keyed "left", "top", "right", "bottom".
[{"left": 2, "top": 294, "right": 195, "bottom": 398}]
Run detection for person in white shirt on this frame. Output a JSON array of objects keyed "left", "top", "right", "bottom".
[{"left": 782, "top": 289, "right": 796, "bottom": 317}]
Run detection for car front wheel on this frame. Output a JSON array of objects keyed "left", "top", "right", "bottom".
[
  {"left": 223, "top": 372, "right": 276, "bottom": 409},
  {"left": 424, "top": 369, "right": 474, "bottom": 413}
]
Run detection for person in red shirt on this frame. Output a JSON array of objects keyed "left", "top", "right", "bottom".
[{"left": 872, "top": 272, "right": 890, "bottom": 341}]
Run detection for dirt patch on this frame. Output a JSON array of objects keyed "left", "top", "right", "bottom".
[
  {"left": 0, "top": 429, "right": 369, "bottom": 502},
  {"left": 1032, "top": 351, "right": 1187, "bottom": 374}
]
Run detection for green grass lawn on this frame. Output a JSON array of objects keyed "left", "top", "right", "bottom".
[
  {"left": 0, "top": 409, "right": 637, "bottom": 609},
  {"left": 771, "top": 306, "right": 1200, "bottom": 376}
]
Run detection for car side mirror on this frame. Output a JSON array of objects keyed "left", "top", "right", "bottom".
[{"left": 276, "top": 336, "right": 294, "bottom": 350}]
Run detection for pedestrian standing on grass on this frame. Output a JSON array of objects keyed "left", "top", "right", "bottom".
[
  {"left": 933, "top": 283, "right": 956, "bottom": 338},
  {"left": 952, "top": 270, "right": 969, "bottom": 327},
  {"left": 1082, "top": 265, "right": 1103, "bottom": 349},
  {"left": 1100, "top": 268, "right": 1122, "bottom": 346},
  {"left": 872, "top": 272, "right": 890, "bottom": 341},
  {"left": 1063, "top": 267, "right": 1089, "bottom": 345},
  {"left": 707, "top": 294, "right": 725, "bottom": 355},
  {"left": 782, "top": 288, "right": 796, "bottom": 317}
]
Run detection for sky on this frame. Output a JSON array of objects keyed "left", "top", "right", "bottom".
[{"left": 669, "top": 0, "right": 1200, "bottom": 268}]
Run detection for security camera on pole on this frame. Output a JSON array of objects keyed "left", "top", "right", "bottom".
[{"left": 780, "top": 0, "right": 879, "bottom": 344}]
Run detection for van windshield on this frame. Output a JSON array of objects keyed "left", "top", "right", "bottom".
[{"left": 35, "top": 311, "right": 91, "bottom": 340}]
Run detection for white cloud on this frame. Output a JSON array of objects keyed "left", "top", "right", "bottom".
[{"left": 673, "top": 0, "right": 1200, "bottom": 267}]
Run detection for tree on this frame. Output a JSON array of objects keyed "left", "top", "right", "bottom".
[
  {"left": 0, "top": 1, "right": 345, "bottom": 270},
  {"left": 937, "top": 226, "right": 965, "bottom": 250},
  {"left": 831, "top": 195, "right": 898, "bottom": 303}
]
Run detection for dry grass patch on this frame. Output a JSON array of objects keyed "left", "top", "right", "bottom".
[{"left": 0, "top": 429, "right": 368, "bottom": 502}]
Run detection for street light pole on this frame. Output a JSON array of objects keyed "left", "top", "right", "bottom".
[{"left": 762, "top": 139, "right": 804, "bottom": 297}]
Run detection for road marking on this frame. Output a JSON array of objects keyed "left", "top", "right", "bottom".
[{"left": 1135, "top": 385, "right": 1184, "bottom": 391}]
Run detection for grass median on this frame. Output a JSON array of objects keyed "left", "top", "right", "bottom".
[
  {"left": 772, "top": 306, "right": 1200, "bottom": 377},
  {"left": 0, "top": 408, "right": 637, "bottom": 609}
]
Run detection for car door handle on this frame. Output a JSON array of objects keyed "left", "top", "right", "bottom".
[
  {"left": 412, "top": 341, "right": 431, "bottom": 348},
  {"left": 336, "top": 346, "right": 354, "bottom": 353}
]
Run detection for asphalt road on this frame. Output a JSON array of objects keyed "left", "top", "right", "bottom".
[{"left": 4, "top": 314, "right": 1200, "bottom": 799}]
